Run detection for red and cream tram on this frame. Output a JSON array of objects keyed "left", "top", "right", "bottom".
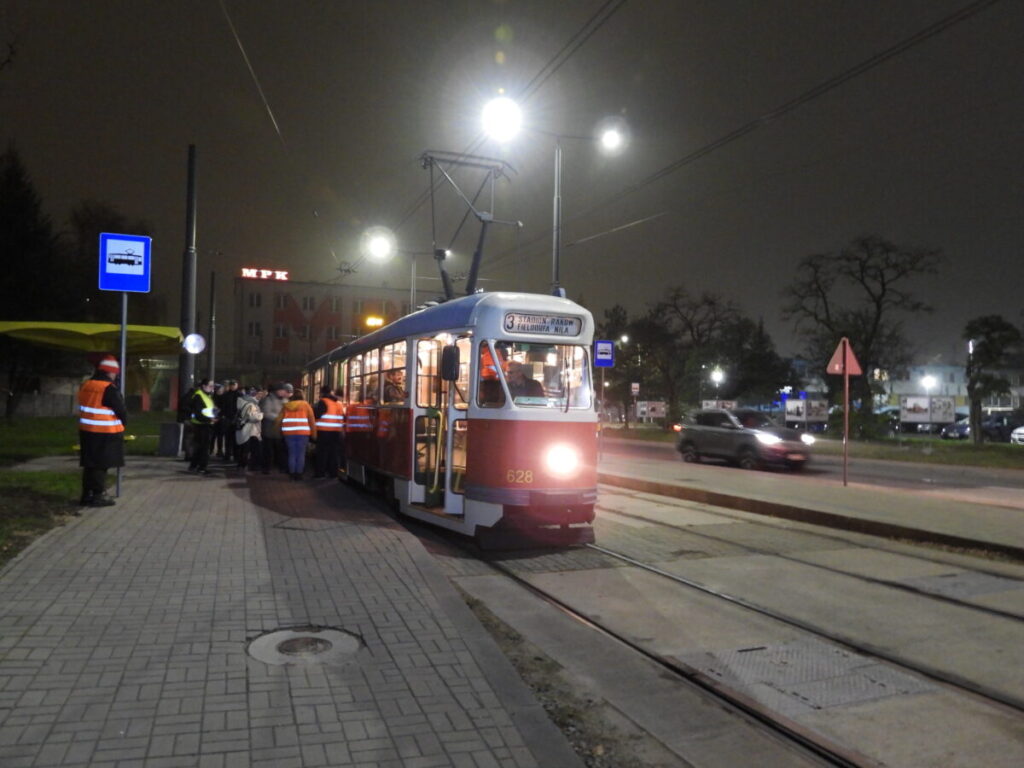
[{"left": 302, "top": 292, "right": 597, "bottom": 547}]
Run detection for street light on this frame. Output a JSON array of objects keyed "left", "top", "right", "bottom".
[
  {"left": 710, "top": 367, "right": 725, "bottom": 405},
  {"left": 481, "top": 96, "right": 629, "bottom": 296},
  {"left": 362, "top": 226, "right": 451, "bottom": 312},
  {"left": 921, "top": 374, "right": 937, "bottom": 394}
]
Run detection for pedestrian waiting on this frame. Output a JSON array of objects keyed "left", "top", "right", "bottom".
[
  {"left": 313, "top": 385, "right": 344, "bottom": 478},
  {"left": 235, "top": 385, "right": 264, "bottom": 470},
  {"left": 275, "top": 387, "right": 316, "bottom": 480},
  {"left": 77, "top": 354, "right": 126, "bottom": 510}
]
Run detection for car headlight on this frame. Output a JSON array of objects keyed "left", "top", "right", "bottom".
[
  {"left": 756, "top": 432, "right": 782, "bottom": 446},
  {"left": 544, "top": 443, "right": 581, "bottom": 478},
  {"left": 800, "top": 433, "right": 816, "bottom": 446}
]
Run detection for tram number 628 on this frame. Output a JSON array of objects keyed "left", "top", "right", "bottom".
[{"left": 506, "top": 469, "right": 534, "bottom": 484}]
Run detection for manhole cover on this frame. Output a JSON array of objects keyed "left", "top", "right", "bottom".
[
  {"left": 247, "top": 627, "right": 360, "bottom": 665},
  {"left": 277, "top": 636, "right": 332, "bottom": 657}
]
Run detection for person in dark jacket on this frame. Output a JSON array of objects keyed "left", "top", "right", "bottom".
[
  {"left": 220, "top": 380, "right": 239, "bottom": 461},
  {"left": 312, "top": 385, "right": 344, "bottom": 478},
  {"left": 188, "top": 378, "right": 219, "bottom": 475},
  {"left": 77, "top": 355, "right": 127, "bottom": 510}
]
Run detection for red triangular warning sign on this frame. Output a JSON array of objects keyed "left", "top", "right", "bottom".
[{"left": 827, "top": 337, "right": 862, "bottom": 375}]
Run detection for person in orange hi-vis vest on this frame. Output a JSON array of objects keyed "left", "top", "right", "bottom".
[
  {"left": 77, "top": 355, "right": 127, "bottom": 511},
  {"left": 275, "top": 388, "right": 317, "bottom": 480},
  {"left": 312, "top": 385, "right": 344, "bottom": 479}
]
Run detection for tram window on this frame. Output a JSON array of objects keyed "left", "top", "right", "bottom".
[
  {"left": 365, "top": 348, "right": 379, "bottom": 373},
  {"left": 382, "top": 342, "right": 408, "bottom": 405},
  {"left": 346, "top": 357, "right": 363, "bottom": 404},
  {"left": 417, "top": 339, "right": 440, "bottom": 408},
  {"left": 453, "top": 336, "right": 471, "bottom": 409},
  {"left": 490, "top": 340, "right": 592, "bottom": 408},
  {"left": 364, "top": 373, "right": 380, "bottom": 404},
  {"left": 477, "top": 342, "right": 506, "bottom": 408},
  {"left": 331, "top": 362, "right": 346, "bottom": 397}
]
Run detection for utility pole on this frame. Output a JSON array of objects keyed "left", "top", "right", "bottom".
[
  {"left": 207, "top": 270, "right": 216, "bottom": 382},
  {"left": 178, "top": 145, "right": 198, "bottom": 394}
]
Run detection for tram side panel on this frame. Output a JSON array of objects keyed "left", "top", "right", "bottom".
[{"left": 375, "top": 407, "right": 412, "bottom": 479}]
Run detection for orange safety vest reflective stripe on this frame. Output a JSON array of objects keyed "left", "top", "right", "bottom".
[
  {"left": 315, "top": 398, "right": 345, "bottom": 431},
  {"left": 280, "top": 403, "right": 313, "bottom": 436},
  {"left": 78, "top": 380, "right": 124, "bottom": 434}
]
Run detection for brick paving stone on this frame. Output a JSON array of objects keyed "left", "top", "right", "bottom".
[{"left": 0, "top": 458, "right": 581, "bottom": 767}]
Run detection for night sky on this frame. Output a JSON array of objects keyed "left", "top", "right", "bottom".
[{"left": 3, "top": 0, "right": 1022, "bottom": 361}]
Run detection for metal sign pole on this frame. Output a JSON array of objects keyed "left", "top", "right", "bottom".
[
  {"left": 117, "top": 291, "right": 127, "bottom": 497},
  {"left": 843, "top": 338, "right": 849, "bottom": 487},
  {"left": 599, "top": 367, "right": 605, "bottom": 461}
]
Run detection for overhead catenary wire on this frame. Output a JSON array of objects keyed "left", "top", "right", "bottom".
[{"left": 482, "top": 0, "right": 1005, "bottom": 277}]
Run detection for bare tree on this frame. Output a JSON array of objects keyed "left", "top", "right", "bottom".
[{"left": 782, "top": 235, "right": 942, "bottom": 411}]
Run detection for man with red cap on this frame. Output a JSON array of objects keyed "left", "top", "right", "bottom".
[{"left": 76, "top": 354, "right": 127, "bottom": 510}]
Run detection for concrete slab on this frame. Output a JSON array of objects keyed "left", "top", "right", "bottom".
[
  {"left": 510, "top": 564, "right": 1024, "bottom": 768},
  {"left": 454, "top": 573, "right": 823, "bottom": 768}
]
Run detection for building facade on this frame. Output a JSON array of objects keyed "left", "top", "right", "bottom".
[{"left": 232, "top": 270, "right": 413, "bottom": 385}]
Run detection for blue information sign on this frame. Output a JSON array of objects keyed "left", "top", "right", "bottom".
[
  {"left": 594, "top": 339, "right": 615, "bottom": 368},
  {"left": 99, "top": 233, "right": 151, "bottom": 293}
]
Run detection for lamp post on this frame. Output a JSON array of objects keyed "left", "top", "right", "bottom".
[{"left": 482, "top": 97, "right": 628, "bottom": 296}]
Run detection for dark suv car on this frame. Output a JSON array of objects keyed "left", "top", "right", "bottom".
[{"left": 676, "top": 408, "right": 814, "bottom": 470}]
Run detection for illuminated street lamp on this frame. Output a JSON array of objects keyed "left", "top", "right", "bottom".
[
  {"left": 921, "top": 374, "right": 937, "bottom": 394},
  {"left": 710, "top": 367, "right": 725, "bottom": 405},
  {"left": 481, "top": 96, "right": 629, "bottom": 296},
  {"left": 362, "top": 226, "right": 451, "bottom": 312}
]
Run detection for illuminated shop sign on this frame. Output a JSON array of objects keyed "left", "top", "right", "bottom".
[{"left": 241, "top": 267, "right": 289, "bottom": 281}]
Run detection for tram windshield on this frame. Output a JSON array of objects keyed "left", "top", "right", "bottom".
[{"left": 480, "top": 341, "right": 591, "bottom": 409}]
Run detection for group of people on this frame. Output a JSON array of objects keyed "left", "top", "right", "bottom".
[{"left": 181, "top": 379, "right": 345, "bottom": 481}]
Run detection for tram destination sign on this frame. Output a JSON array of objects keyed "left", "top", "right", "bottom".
[{"left": 503, "top": 313, "right": 582, "bottom": 336}]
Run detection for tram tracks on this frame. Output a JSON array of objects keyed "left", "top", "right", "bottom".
[
  {"left": 406, "top": 488, "right": 1024, "bottom": 767},
  {"left": 440, "top": 535, "right": 868, "bottom": 768},
  {"left": 596, "top": 492, "right": 1024, "bottom": 624},
  {"left": 583, "top": 541, "right": 1024, "bottom": 713}
]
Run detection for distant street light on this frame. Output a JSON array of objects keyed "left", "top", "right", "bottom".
[
  {"left": 710, "top": 367, "right": 725, "bottom": 405},
  {"left": 482, "top": 96, "right": 630, "bottom": 296},
  {"left": 362, "top": 226, "right": 450, "bottom": 311},
  {"left": 921, "top": 374, "right": 937, "bottom": 394}
]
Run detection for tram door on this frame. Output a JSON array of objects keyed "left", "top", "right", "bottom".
[{"left": 442, "top": 336, "right": 472, "bottom": 517}]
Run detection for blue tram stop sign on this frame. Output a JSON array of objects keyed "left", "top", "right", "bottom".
[
  {"left": 594, "top": 340, "right": 615, "bottom": 368},
  {"left": 99, "top": 233, "right": 152, "bottom": 293}
]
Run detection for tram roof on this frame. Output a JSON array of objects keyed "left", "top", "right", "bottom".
[{"left": 328, "top": 292, "right": 589, "bottom": 362}]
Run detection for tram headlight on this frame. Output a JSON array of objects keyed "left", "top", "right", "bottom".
[{"left": 544, "top": 443, "right": 580, "bottom": 478}]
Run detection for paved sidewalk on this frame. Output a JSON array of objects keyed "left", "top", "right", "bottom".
[
  {"left": 0, "top": 458, "right": 581, "bottom": 768},
  {"left": 599, "top": 453, "right": 1024, "bottom": 559}
]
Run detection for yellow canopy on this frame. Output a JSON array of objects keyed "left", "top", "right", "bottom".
[{"left": 0, "top": 322, "right": 184, "bottom": 355}]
